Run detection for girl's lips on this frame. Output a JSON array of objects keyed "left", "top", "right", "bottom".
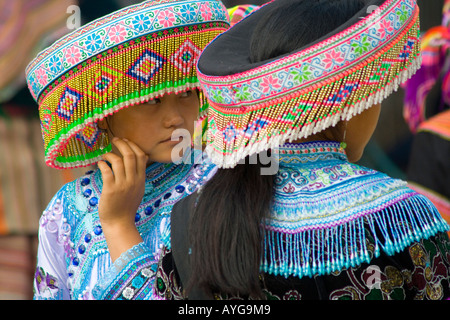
[{"left": 160, "top": 136, "right": 184, "bottom": 144}]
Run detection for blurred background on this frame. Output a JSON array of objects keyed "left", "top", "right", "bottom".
[{"left": 0, "top": 0, "right": 447, "bottom": 299}]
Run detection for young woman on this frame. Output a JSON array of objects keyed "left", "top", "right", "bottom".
[
  {"left": 25, "top": 0, "right": 230, "bottom": 300},
  {"left": 152, "top": 0, "right": 450, "bottom": 300}
]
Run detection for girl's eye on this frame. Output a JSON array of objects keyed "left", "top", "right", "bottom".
[
  {"left": 147, "top": 98, "right": 161, "bottom": 105},
  {"left": 180, "top": 90, "right": 192, "bottom": 98}
]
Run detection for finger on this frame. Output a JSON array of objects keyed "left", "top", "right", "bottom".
[
  {"left": 112, "top": 138, "right": 137, "bottom": 179},
  {"left": 98, "top": 160, "right": 115, "bottom": 185},
  {"left": 122, "top": 139, "right": 148, "bottom": 176},
  {"left": 102, "top": 151, "right": 126, "bottom": 184}
]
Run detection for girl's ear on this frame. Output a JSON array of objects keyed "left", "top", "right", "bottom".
[{"left": 97, "top": 118, "right": 108, "bottom": 130}]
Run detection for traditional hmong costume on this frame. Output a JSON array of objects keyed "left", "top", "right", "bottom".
[
  {"left": 152, "top": 0, "right": 450, "bottom": 300},
  {"left": 25, "top": 0, "right": 230, "bottom": 299}
]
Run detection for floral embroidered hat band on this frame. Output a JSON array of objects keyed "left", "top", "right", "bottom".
[
  {"left": 197, "top": 0, "right": 422, "bottom": 168},
  {"left": 25, "top": 0, "right": 230, "bottom": 169}
]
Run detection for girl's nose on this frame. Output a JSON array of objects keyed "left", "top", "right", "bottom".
[{"left": 162, "top": 102, "right": 184, "bottom": 128}]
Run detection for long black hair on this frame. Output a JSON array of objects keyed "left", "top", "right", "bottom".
[{"left": 187, "top": 0, "right": 366, "bottom": 298}]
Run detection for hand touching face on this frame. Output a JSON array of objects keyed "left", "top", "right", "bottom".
[
  {"left": 98, "top": 138, "right": 148, "bottom": 228},
  {"left": 97, "top": 137, "right": 148, "bottom": 262},
  {"left": 95, "top": 91, "right": 200, "bottom": 261}
]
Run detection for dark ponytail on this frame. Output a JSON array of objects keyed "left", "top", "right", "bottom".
[
  {"left": 187, "top": 0, "right": 366, "bottom": 298},
  {"left": 188, "top": 157, "right": 274, "bottom": 298}
]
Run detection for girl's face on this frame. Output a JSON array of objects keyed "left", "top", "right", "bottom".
[{"left": 99, "top": 90, "right": 199, "bottom": 164}]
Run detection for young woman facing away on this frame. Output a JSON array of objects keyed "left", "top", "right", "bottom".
[
  {"left": 152, "top": 0, "right": 450, "bottom": 300},
  {"left": 26, "top": 0, "right": 230, "bottom": 300}
]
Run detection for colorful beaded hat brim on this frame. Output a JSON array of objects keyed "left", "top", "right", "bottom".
[
  {"left": 197, "top": 0, "right": 422, "bottom": 168},
  {"left": 25, "top": 0, "right": 230, "bottom": 169}
]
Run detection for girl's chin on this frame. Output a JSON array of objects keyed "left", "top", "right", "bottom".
[{"left": 148, "top": 144, "right": 190, "bottom": 164}]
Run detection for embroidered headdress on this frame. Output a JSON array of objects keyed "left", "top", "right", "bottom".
[
  {"left": 197, "top": 0, "right": 422, "bottom": 168},
  {"left": 25, "top": 0, "right": 230, "bottom": 169}
]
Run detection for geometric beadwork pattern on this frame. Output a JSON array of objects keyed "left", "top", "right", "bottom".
[
  {"left": 127, "top": 49, "right": 167, "bottom": 85},
  {"left": 24, "top": 0, "right": 230, "bottom": 169},
  {"left": 56, "top": 87, "right": 83, "bottom": 122},
  {"left": 40, "top": 107, "right": 55, "bottom": 137},
  {"left": 198, "top": 0, "right": 422, "bottom": 168},
  {"left": 169, "top": 38, "right": 202, "bottom": 75},
  {"left": 26, "top": 0, "right": 230, "bottom": 101},
  {"left": 75, "top": 123, "right": 101, "bottom": 149},
  {"left": 244, "top": 117, "right": 270, "bottom": 140},
  {"left": 223, "top": 123, "right": 238, "bottom": 145},
  {"left": 87, "top": 65, "right": 125, "bottom": 102},
  {"left": 200, "top": 0, "right": 419, "bottom": 107}
]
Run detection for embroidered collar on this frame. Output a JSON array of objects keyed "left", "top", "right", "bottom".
[
  {"left": 90, "top": 161, "right": 195, "bottom": 197},
  {"left": 261, "top": 141, "right": 449, "bottom": 278},
  {"left": 270, "top": 141, "right": 411, "bottom": 232},
  {"left": 278, "top": 141, "right": 347, "bottom": 166},
  {"left": 71, "top": 150, "right": 216, "bottom": 254}
]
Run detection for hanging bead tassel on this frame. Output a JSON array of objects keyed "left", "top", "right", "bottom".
[{"left": 260, "top": 193, "right": 449, "bottom": 279}]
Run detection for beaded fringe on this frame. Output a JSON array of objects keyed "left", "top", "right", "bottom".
[
  {"left": 260, "top": 193, "right": 449, "bottom": 278},
  {"left": 206, "top": 55, "right": 422, "bottom": 169},
  {"left": 204, "top": 17, "right": 422, "bottom": 168},
  {"left": 49, "top": 82, "right": 201, "bottom": 169},
  {"left": 39, "top": 26, "right": 227, "bottom": 169}
]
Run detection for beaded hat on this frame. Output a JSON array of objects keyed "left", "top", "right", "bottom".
[
  {"left": 197, "top": 0, "right": 422, "bottom": 168},
  {"left": 25, "top": 0, "right": 230, "bottom": 169}
]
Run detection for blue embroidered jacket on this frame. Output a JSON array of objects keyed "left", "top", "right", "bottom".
[
  {"left": 262, "top": 141, "right": 449, "bottom": 278},
  {"left": 33, "top": 153, "right": 216, "bottom": 300}
]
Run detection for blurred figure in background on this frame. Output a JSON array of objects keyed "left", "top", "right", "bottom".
[
  {"left": 403, "top": 0, "right": 450, "bottom": 235},
  {"left": 0, "top": 0, "right": 84, "bottom": 300}
]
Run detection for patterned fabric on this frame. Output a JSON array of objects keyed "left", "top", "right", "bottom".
[
  {"left": 155, "top": 232, "right": 450, "bottom": 300},
  {"left": 403, "top": 0, "right": 450, "bottom": 132},
  {"left": 416, "top": 107, "right": 450, "bottom": 140},
  {"left": 93, "top": 242, "right": 158, "bottom": 300},
  {"left": 196, "top": 0, "right": 422, "bottom": 168},
  {"left": 151, "top": 141, "right": 450, "bottom": 300},
  {"left": 25, "top": 0, "right": 230, "bottom": 169},
  {"left": 33, "top": 154, "right": 216, "bottom": 300}
]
